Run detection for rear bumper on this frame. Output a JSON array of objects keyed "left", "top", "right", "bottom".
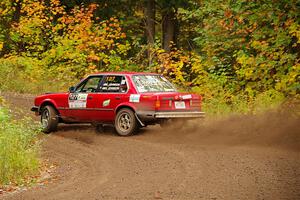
[
  {"left": 155, "top": 111, "right": 205, "bottom": 118},
  {"left": 137, "top": 110, "right": 205, "bottom": 121}
]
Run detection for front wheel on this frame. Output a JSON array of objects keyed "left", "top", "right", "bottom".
[
  {"left": 41, "top": 105, "right": 59, "bottom": 133},
  {"left": 115, "top": 108, "right": 138, "bottom": 136}
]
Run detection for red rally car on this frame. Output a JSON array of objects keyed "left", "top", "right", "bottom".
[{"left": 31, "top": 72, "right": 205, "bottom": 136}]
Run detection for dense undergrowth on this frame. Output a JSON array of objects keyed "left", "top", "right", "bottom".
[
  {"left": 0, "top": 60, "right": 294, "bottom": 117},
  {"left": 0, "top": 97, "right": 40, "bottom": 186},
  {"left": 0, "top": 0, "right": 298, "bottom": 116}
]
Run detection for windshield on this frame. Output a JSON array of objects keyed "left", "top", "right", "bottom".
[{"left": 132, "top": 75, "right": 177, "bottom": 93}]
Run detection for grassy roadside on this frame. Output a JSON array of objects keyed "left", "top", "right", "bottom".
[
  {"left": 0, "top": 97, "right": 40, "bottom": 186},
  {"left": 201, "top": 90, "right": 288, "bottom": 118}
]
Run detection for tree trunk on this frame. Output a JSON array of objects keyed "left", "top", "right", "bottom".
[
  {"left": 145, "top": 0, "right": 155, "bottom": 66},
  {"left": 12, "top": 0, "right": 22, "bottom": 22},
  {"left": 145, "top": 0, "right": 155, "bottom": 45},
  {"left": 162, "top": 8, "right": 177, "bottom": 52}
]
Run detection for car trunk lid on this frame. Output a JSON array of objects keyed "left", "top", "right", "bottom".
[{"left": 147, "top": 92, "right": 202, "bottom": 111}]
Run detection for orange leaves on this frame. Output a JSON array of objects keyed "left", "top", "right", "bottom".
[
  {"left": 87, "top": 54, "right": 100, "bottom": 62},
  {"left": 51, "top": 4, "right": 129, "bottom": 74},
  {"left": 88, "top": 65, "right": 96, "bottom": 70},
  {"left": 224, "top": 9, "right": 233, "bottom": 18},
  {"left": 121, "top": 33, "right": 126, "bottom": 38},
  {"left": 88, "top": 3, "right": 98, "bottom": 11},
  {"left": 8, "top": 0, "right": 129, "bottom": 78}
]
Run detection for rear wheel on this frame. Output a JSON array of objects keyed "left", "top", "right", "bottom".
[
  {"left": 115, "top": 108, "right": 138, "bottom": 136},
  {"left": 41, "top": 105, "right": 59, "bottom": 133}
]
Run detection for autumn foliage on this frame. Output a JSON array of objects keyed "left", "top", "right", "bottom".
[
  {"left": 0, "top": 0, "right": 299, "bottom": 113},
  {"left": 1, "top": 0, "right": 130, "bottom": 89}
]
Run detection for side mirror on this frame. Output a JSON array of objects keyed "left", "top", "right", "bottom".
[{"left": 69, "top": 86, "right": 76, "bottom": 93}]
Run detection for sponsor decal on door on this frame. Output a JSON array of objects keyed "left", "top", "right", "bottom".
[
  {"left": 69, "top": 93, "right": 88, "bottom": 108},
  {"left": 103, "top": 99, "right": 110, "bottom": 107}
]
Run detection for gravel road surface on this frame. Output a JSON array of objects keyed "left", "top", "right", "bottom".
[{"left": 2, "top": 93, "right": 300, "bottom": 200}]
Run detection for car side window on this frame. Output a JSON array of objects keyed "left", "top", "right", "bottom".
[
  {"left": 100, "top": 75, "right": 127, "bottom": 93},
  {"left": 76, "top": 76, "right": 103, "bottom": 93}
]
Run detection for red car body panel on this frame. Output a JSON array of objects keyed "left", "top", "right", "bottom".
[{"left": 31, "top": 72, "right": 205, "bottom": 125}]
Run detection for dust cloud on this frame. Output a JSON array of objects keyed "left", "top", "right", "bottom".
[{"left": 153, "top": 111, "right": 300, "bottom": 151}]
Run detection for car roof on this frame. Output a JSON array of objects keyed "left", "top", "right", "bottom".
[{"left": 89, "top": 71, "right": 159, "bottom": 76}]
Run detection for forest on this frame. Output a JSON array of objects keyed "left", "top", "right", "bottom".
[{"left": 0, "top": 0, "right": 299, "bottom": 113}]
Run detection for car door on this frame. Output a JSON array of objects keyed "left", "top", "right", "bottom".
[
  {"left": 87, "top": 75, "right": 128, "bottom": 122},
  {"left": 66, "top": 75, "right": 103, "bottom": 121}
]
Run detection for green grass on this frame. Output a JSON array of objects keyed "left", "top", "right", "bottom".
[
  {"left": 0, "top": 103, "right": 40, "bottom": 186},
  {"left": 0, "top": 58, "right": 76, "bottom": 94},
  {"left": 202, "top": 89, "right": 286, "bottom": 118}
]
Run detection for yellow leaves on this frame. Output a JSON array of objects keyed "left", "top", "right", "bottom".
[
  {"left": 0, "top": 42, "right": 3, "bottom": 51},
  {"left": 289, "top": 63, "right": 300, "bottom": 83},
  {"left": 152, "top": 47, "right": 205, "bottom": 86},
  {"left": 250, "top": 40, "right": 269, "bottom": 50},
  {"left": 236, "top": 53, "right": 255, "bottom": 66},
  {"left": 251, "top": 40, "right": 261, "bottom": 48},
  {"left": 288, "top": 22, "right": 300, "bottom": 43},
  {"left": 244, "top": 68, "right": 254, "bottom": 79},
  {"left": 0, "top": 7, "right": 10, "bottom": 16}
]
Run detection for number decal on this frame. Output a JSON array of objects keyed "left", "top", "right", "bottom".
[{"left": 69, "top": 93, "right": 88, "bottom": 108}]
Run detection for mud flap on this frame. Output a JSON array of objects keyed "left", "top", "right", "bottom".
[{"left": 135, "top": 113, "right": 145, "bottom": 127}]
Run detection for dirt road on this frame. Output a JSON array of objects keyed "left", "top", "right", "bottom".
[{"left": 2, "top": 93, "right": 300, "bottom": 200}]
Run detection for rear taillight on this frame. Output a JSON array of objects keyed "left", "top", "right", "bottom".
[{"left": 155, "top": 100, "right": 160, "bottom": 109}]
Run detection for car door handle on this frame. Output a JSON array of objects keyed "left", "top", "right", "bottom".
[
  {"left": 115, "top": 96, "right": 121, "bottom": 100},
  {"left": 88, "top": 96, "right": 93, "bottom": 99}
]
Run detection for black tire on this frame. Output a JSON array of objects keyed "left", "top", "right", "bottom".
[
  {"left": 41, "top": 105, "right": 59, "bottom": 133},
  {"left": 115, "top": 108, "right": 138, "bottom": 136}
]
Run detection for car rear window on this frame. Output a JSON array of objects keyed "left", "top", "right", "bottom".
[{"left": 132, "top": 75, "right": 176, "bottom": 93}]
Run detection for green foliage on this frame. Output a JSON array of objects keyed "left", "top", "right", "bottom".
[
  {"left": 190, "top": 0, "right": 299, "bottom": 96},
  {"left": 0, "top": 56, "right": 74, "bottom": 93},
  {"left": 0, "top": 0, "right": 299, "bottom": 113},
  {"left": 0, "top": 104, "right": 40, "bottom": 185}
]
